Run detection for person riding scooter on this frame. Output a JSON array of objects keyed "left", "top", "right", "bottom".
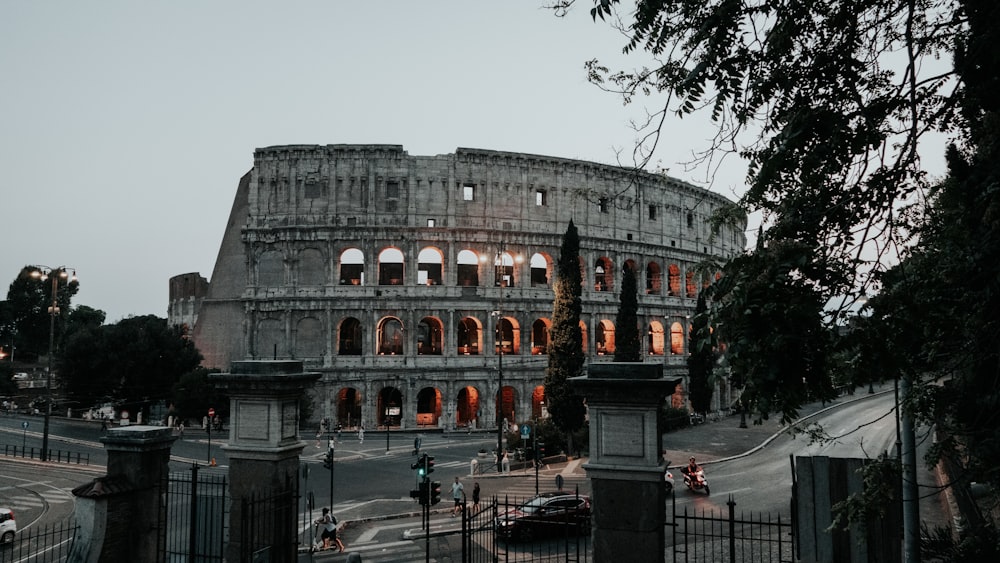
[
  {"left": 681, "top": 457, "right": 700, "bottom": 479},
  {"left": 681, "top": 456, "right": 710, "bottom": 494}
]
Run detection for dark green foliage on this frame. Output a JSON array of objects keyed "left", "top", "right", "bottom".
[
  {"left": 687, "top": 294, "right": 716, "bottom": 414},
  {"left": 2, "top": 266, "right": 81, "bottom": 361},
  {"left": 170, "top": 367, "right": 226, "bottom": 424},
  {"left": 544, "top": 221, "right": 587, "bottom": 435},
  {"left": 59, "top": 315, "right": 203, "bottom": 410},
  {"left": 613, "top": 264, "right": 641, "bottom": 361},
  {"left": 661, "top": 405, "right": 691, "bottom": 433}
]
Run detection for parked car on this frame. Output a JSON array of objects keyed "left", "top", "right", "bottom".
[
  {"left": 1, "top": 508, "right": 16, "bottom": 544},
  {"left": 495, "top": 492, "right": 591, "bottom": 542}
]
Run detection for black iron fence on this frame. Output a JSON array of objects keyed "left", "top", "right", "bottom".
[
  {"left": 669, "top": 494, "right": 793, "bottom": 563},
  {"left": 457, "top": 492, "right": 592, "bottom": 563},
  {"left": 238, "top": 478, "right": 299, "bottom": 562},
  {"left": 1, "top": 445, "right": 89, "bottom": 465},
  {"left": 160, "top": 464, "right": 229, "bottom": 563},
  {"left": 0, "top": 520, "right": 78, "bottom": 563}
]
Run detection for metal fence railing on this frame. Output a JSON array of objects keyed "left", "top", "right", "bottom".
[{"left": 0, "top": 520, "right": 78, "bottom": 563}]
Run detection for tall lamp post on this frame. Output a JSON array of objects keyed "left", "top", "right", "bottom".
[
  {"left": 30, "top": 266, "right": 77, "bottom": 462},
  {"left": 487, "top": 247, "right": 521, "bottom": 473}
]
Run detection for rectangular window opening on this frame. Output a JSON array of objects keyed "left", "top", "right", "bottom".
[
  {"left": 463, "top": 184, "right": 475, "bottom": 201},
  {"left": 536, "top": 190, "right": 547, "bottom": 206}
]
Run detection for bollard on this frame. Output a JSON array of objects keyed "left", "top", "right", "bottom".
[{"left": 470, "top": 459, "right": 478, "bottom": 475}]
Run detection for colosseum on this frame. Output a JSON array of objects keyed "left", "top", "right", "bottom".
[{"left": 174, "top": 144, "right": 746, "bottom": 431}]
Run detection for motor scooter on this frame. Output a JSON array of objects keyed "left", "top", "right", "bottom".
[{"left": 683, "top": 468, "right": 710, "bottom": 495}]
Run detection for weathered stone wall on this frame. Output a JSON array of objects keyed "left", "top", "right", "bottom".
[{"left": 189, "top": 145, "right": 745, "bottom": 430}]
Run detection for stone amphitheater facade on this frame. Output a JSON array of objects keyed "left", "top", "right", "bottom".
[{"left": 181, "top": 144, "right": 746, "bottom": 430}]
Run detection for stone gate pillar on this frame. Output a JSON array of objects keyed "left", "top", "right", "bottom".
[
  {"left": 572, "top": 363, "right": 678, "bottom": 563},
  {"left": 211, "top": 360, "right": 320, "bottom": 563}
]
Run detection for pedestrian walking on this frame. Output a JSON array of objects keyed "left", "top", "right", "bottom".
[
  {"left": 358, "top": 424, "right": 365, "bottom": 444},
  {"left": 472, "top": 482, "right": 481, "bottom": 512},
  {"left": 501, "top": 450, "right": 510, "bottom": 473},
  {"left": 450, "top": 476, "right": 465, "bottom": 517}
]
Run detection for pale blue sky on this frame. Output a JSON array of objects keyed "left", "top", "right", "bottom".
[{"left": 0, "top": 1, "right": 801, "bottom": 322}]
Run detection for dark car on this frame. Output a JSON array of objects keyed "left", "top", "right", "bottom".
[{"left": 495, "top": 492, "right": 591, "bottom": 542}]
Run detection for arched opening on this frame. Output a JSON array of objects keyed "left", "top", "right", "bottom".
[
  {"left": 529, "top": 253, "right": 551, "bottom": 287},
  {"left": 530, "top": 318, "right": 550, "bottom": 355},
  {"left": 647, "top": 321, "right": 665, "bottom": 356},
  {"left": 457, "top": 386, "right": 480, "bottom": 428},
  {"left": 496, "top": 386, "right": 517, "bottom": 427},
  {"left": 339, "top": 248, "right": 365, "bottom": 285},
  {"left": 417, "top": 247, "right": 443, "bottom": 286},
  {"left": 338, "top": 317, "right": 362, "bottom": 355},
  {"left": 686, "top": 270, "right": 697, "bottom": 298},
  {"left": 456, "top": 249, "right": 480, "bottom": 286},
  {"left": 336, "top": 387, "right": 363, "bottom": 428},
  {"left": 495, "top": 316, "right": 520, "bottom": 355},
  {"left": 579, "top": 320, "right": 588, "bottom": 354},
  {"left": 668, "top": 264, "right": 681, "bottom": 296},
  {"left": 670, "top": 322, "right": 685, "bottom": 355},
  {"left": 257, "top": 318, "right": 283, "bottom": 359},
  {"left": 295, "top": 316, "right": 323, "bottom": 358},
  {"left": 377, "top": 317, "right": 405, "bottom": 355},
  {"left": 594, "top": 257, "right": 613, "bottom": 292},
  {"left": 457, "top": 317, "right": 481, "bottom": 355},
  {"left": 415, "top": 387, "right": 441, "bottom": 427},
  {"left": 490, "top": 251, "right": 519, "bottom": 287},
  {"left": 378, "top": 248, "right": 405, "bottom": 285},
  {"left": 596, "top": 319, "right": 616, "bottom": 356},
  {"left": 378, "top": 386, "right": 404, "bottom": 428},
  {"left": 417, "top": 317, "right": 444, "bottom": 355},
  {"left": 531, "top": 386, "right": 546, "bottom": 420},
  {"left": 646, "top": 261, "right": 662, "bottom": 295}
]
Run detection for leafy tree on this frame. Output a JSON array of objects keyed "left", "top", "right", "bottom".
[
  {"left": 171, "top": 367, "right": 226, "bottom": 424},
  {"left": 686, "top": 294, "right": 716, "bottom": 415},
  {"left": 2, "top": 266, "right": 80, "bottom": 360},
  {"left": 613, "top": 263, "right": 641, "bottom": 361},
  {"left": 59, "top": 315, "right": 202, "bottom": 411},
  {"left": 544, "top": 220, "right": 588, "bottom": 448}
]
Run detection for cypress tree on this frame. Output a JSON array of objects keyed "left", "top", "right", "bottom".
[
  {"left": 614, "top": 264, "right": 641, "bottom": 361},
  {"left": 544, "top": 220, "right": 587, "bottom": 446},
  {"left": 687, "top": 293, "right": 716, "bottom": 415}
]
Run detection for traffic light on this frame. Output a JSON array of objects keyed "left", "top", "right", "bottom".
[
  {"left": 418, "top": 480, "right": 430, "bottom": 505},
  {"left": 411, "top": 455, "right": 424, "bottom": 476},
  {"left": 536, "top": 442, "right": 545, "bottom": 461},
  {"left": 323, "top": 451, "right": 333, "bottom": 470},
  {"left": 424, "top": 455, "right": 435, "bottom": 475},
  {"left": 429, "top": 480, "right": 442, "bottom": 506},
  {"left": 410, "top": 487, "right": 422, "bottom": 501}
]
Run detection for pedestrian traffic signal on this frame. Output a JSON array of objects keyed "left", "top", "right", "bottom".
[
  {"left": 424, "top": 455, "right": 435, "bottom": 475},
  {"left": 430, "top": 480, "right": 442, "bottom": 506},
  {"left": 323, "top": 451, "right": 333, "bottom": 470}
]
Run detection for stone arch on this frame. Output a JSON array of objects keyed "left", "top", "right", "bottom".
[
  {"left": 579, "top": 320, "right": 589, "bottom": 354},
  {"left": 594, "top": 257, "right": 614, "bottom": 292},
  {"left": 670, "top": 321, "right": 685, "bottom": 355},
  {"left": 456, "top": 386, "right": 481, "bottom": 428},
  {"left": 377, "top": 316, "right": 405, "bottom": 355},
  {"left": 495, "top": 316, "right": 520, "bottom": 355},
  {"left": 378, "top": 386, "right": 404, "bottom": 427},
  {"left": 339, "top": 247, "right": 365, "bottom": 285},
  {"left": 529, "top": 252, "right": 552, "bottom": 287},
  {"left": 493, "top": 251, "right": 519, "bottom": 287},
  {"left": 530, "top": 318, "right": 551, "bottom": 355},
  {"left": 378, "top": 247, "right": 405, "bottom": 285},
  {"left": 415, "top": 386, "right": 441, "bottom": 427},
  {"left": 258, "top": 248, "right": 283, "bottom": 287},
  {"left": 646, "top": 261, "right": 662, "bottom": 295},
  {"left": 596, "top": 319, "right": 616, "bottom": 356},
  {"left": 338, "top": 317, "right": 362, "bottom": 355},
  {"left": 336, "top": 387, "right": 363, "bottom": 428},
  {"left": 647, "top": 320, "right": 665, "bottom": 356},
  {"left": 417, "top": 247, "right": 444, "bottom": 286},
  {"left": 686, "top": 270, "right": 697, "bottom": 298},
  {"left": 668, "top": 263, "right": 681, "bottom": 296},
  {"left": 417, "top": 316, "right": 444, "bottom": 355},
  {"left": 531, "top": 385, "right": 546, "bottom": 420},
  {"left": 295, "top": 316, "right": 323, "bottom": 359},
  {"left": 497, "top": 385, "right": 517, "bottom": 427},
  {"left": 456, "top": 249, "right": 480, "bottom": 286},
  {"left": 456, "top": 316, "right": 482, "bottom": 355},
  {"left": 298, "top": 247, "right": 325, "bottom": 286}
]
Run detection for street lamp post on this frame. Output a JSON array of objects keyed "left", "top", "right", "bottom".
[
  {"left": 488, "top": 246, "right": 522, "bottom": 473},
  {"left": 31, "top": 266, "right": 77, "bottom": 462}
]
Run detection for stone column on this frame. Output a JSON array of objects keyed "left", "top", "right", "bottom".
[
  {"left": 68, "top": 426, "right": 175, "bottom": 563},
  {"left": 211, "top": 360, "right": 320, "bottom": 563},
  {"left": 572, "top": 363, "right": 679, "bottom": 563}
]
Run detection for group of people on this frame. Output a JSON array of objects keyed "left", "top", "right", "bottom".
[{"left": 449, "top": 476, "right": 481, "bottom": 517}]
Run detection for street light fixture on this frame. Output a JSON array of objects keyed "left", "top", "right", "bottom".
[
  {"left": 30, "top": 265, "right": 78, "bottom": 462},
  {"left": 484, "top": 247, "right": 522, "bottom": 472}
]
